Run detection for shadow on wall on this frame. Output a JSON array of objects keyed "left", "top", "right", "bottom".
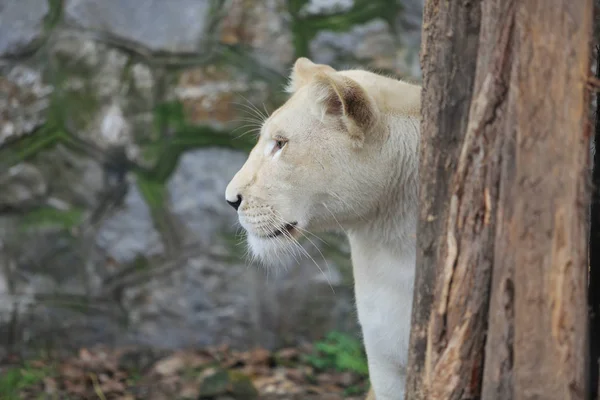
[{"left": 0, "top": 0, "right": 423, "bottom": 353}]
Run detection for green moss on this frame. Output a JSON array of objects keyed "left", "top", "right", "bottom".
[
  {"left": 0, "top": 363, "right": 55, "bottom": 400},
  {"left": 138, "top": 101, "right": 255, "bottom": 183},
  {"left": 50, "top": 79, "right": 101, "bottom": 135},
  {"left": 132, "top": 254, "right": 151, "bottom": 272},
  {"left": 136, "top": 100, "right": 258, "bottom": 245},
  {"left": 18, "top": 206, "right": 84, "bottom": 231},
  {"left": 154, "top": 125, "right": 253, "bottom": 178},
  {"left": 37, "top": 293, "right": 93, "bottom": 314},
  {"left": 288, "top": 0, "right": 402, "bottom": 59},
  {"left": 135, "top": 174, "right": 174, "bottom": 240},
  {"left": 218, "top": 46, "right": 288, "bottom": 86},
  {"left": 303, "top": 0, "right": 400, "bottom": 32},
  {"left": 136, "top": 174, "right": 166, "bottom": 211},
  {"left": 44, "top": 0, "right": 63, "bottom": 31},
  {"left": 0, "top": 123, "right": 66, "bottom": 170},
  {"left": 287, "top": 0, "right": 313, "bottom": 58}
]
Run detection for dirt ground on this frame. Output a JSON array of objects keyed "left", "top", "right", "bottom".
[{"left": 0, "top": 343, "right": 369, "bottom": 400}]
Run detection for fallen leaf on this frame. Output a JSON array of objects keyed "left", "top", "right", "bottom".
[{"left": 153, "top": 354, "right": 186, "bottom": 376}]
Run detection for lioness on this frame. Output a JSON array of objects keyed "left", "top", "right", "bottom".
[{"left": 225, "top": 58, "right": 420, "bottom": 400}]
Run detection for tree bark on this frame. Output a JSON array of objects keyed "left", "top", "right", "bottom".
[
  {"left": 407, "top": 0, "right": 594, "bottom": 399},
  {"left": 589, "top": 41, "right": 600, "bottom": 400},
  {"left": 405, "top": 1, "right": 482, "bottom": 398},
  {"left": 589, "top": 7, "right": 600, "bottom": 400}
]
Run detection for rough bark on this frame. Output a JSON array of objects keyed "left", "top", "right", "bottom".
[
  {"left": 589, "top": 6, "right": 600, "bottom": 400},
  {"left": 407, "top": 0, "right": 593, "bottom": 399},
  {"left": 405, "top": 0, "right": 483, "bottom": 399},
  {"left": 589, "top": 43, "right": 600, "bottom": 400},
  {"left": 507, "top": 2, "right": 591, "bottom": 399}
]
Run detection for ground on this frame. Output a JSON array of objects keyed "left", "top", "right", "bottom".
[{"left": 0, "top": 333, "right": 370, "bottom": 400}]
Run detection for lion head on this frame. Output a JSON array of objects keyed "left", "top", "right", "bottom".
[{"left": 225, "top": 58, "right": 416, "bottom": 265}]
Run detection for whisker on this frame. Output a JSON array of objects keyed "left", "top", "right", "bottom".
[
  {"left": 292, "top": 230, "right": 335, "bottom": 294},
  {"left": 231, "top": 100, "right": 267, "bottom": 121},
  {"left": 329, "top": 192, "right": 366, "bottom": 222},
  {"left": 266, "top": 213, "right": 335, "bottom": 294},
  {"left": 230, "top": 116, "right": 265, "bottom": 125},
  {"left": 262, "top": 102, "right": 271, "bottom": 119},
  {"left": 239, "top": 94, "right": 269, "bottom": 120},
  {"left": 234, "top": 127, "right": 262, "bottom": 140},
  {"left": 233, "top": 95, "right": 269, "bottom": 122},
  {"left": 322, "top": 202, "right": 345, "bottom": 232}
]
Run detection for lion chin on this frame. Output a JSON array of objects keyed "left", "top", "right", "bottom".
[{"left": 246, "top": 232, "right": 299, "bottom": 267}]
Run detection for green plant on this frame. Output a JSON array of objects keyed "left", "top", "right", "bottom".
[
  {"left": 304, "top": 331, "right": 369, "bottom": 376},
  {"left": 0, "top": 363, "right": 53, "bottom": 400}
]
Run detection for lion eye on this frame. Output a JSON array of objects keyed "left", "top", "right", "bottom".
[{"left": 274, "top": 139, "right": 287, "bottom": 150}]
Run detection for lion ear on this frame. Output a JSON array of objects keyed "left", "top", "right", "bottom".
[
  {"left": 285, "top": 57, "right": 336, "bottom": 93},
  {"left": 312, "top": 73, "right": 378, "bottom": 147}
]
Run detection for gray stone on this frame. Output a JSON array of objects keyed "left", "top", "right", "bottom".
[
  {"left": 0, "top": 0, "right": 425, "bottom": 353},
  {"left": 171, "top": 63, "right": 276, "bottom": 130},
  {"left": 119, "top": 254, "right": 257, "bottom": 349},
  {"left": 0, "top": 0, "right": 50, "bottom": 57},
  {"left": 218, "top": 0, "right": 294, "bottom": 73},
  {"left": 310, "top": 19, "right": 398, "bottom": 71},
  {"left": 0, "top": 163, "right": 47, "bottom": 210},
  {"left": 309, "top": 16, "right": 422, "bottom": 79},
  {"left": 0, "top": 64, "right": 53, "bottom": 146},
  {"left": 396, "top": 0, "right": 423, "bottom": 78},
  {"left": 32, "top": 144, "right": 105, "bottom": 209},
  {"left": 299, "top": 0, "right": 354, "bottom": 17},
  {"left": 96, "top": 177, "right": 165, "bottom": 264},
  {"left": 114, "top": 233, "right": 357, "bottom": 350},
  {"left": 48, "top": 33, "right": 156, "bottom": 162},
  {"left": 64, "top": 0, "right": 213, "bottom": 53},
  {"left": 167, "top": 148, "right": 247, "bottom": 245}
]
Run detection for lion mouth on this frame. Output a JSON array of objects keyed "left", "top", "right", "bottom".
[{"left": 265, "top": 222, "right": 298, "bottom": 238}]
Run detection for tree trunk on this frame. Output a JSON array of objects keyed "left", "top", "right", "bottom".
[
  {"left": 589, "top": 7, "right": 600, "bottom": 400},
  {"left": 405, "top": 0, "right": 484, "bottom": 398},
  {"left": 407, "top": 1, "right": 594, "bottom": 399},
  {"left": 589, "top": 43, "right": 600, "bottom": 399}
]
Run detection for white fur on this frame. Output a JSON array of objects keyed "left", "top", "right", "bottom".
[{"left": 226, "top": 59, "right": 420, "bottom": 400}]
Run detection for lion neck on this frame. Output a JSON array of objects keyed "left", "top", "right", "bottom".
[
  {"left": 350, "top": 114, "right": 418, "bottom": 246},
  {"left": 345, "top": 113, "right": 419, "bottom": 278}
]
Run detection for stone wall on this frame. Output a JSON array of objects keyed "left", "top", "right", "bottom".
[{"left": 0, "top": 0, "right": 422, "bottom": 353}]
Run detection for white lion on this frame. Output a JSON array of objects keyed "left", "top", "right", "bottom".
[{"left": 225, "top": 57, "right": 420, "bottom": 400}]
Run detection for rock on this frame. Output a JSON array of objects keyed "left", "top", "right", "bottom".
[
  {"left": 395, "top": 0, "right": 424, "bottom": 78},
  {"left": 31, "top": 144, "right": 105, "bottom": 209},
  {"left": 153, "top": 353, "right": 187, "bottom": 376},
  {"left": 309, "top": 19, "right": 401, "bottom": 74},
  {"left": 308, "top": 3, "right": 423, "bottom": 79},
  {"left": 0, "top": 0, "right": 50, "bottom": 57},
  {"left": 0, "top": 0, "right": 421, "bottom": 354},
  {"left": 64, "top": 0, "right": 213, "bottom": 53},
  {"left": 218, "top": 0, "right": 294, "bottom": 72},
  {"left": 96, "top": 177, "right": 165, "bottom": 264},
  {"left": 0, "top": 163, "right": 47, "bottom": 210},
  {"left": 167, "top": 149, "right": 247, "bottom": 245},
  {"left": 299, "top": 0, "right": 355, "bottom": 17},
  {"left": 198, "top": 369, "right": 258, "bottom": 399},
  {"left": 48, "top": 33, "right": 156, "bottom": 163},
  {"left": 172, "top": 65, "right": 268, "bottom": 128},
  {"left": 171, "top": 62, "right": 286, "bottom": 135},
  {"left": 118, "top": 252, "right": 258, "bottom": 349},
  {"left": 0, "top": 64, "right": 53, "bottom": 146}
]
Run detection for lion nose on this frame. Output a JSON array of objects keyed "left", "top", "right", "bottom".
[{"left": 226, "top": 194, "right": 242, "bottom": 211}]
